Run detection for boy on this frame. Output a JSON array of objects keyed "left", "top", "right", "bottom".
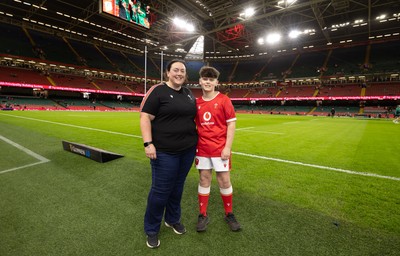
[{"left": 194, "top": 66, "right": 241, "bottom": 232}]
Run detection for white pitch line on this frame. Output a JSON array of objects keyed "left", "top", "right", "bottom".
[
  {"left": 232, "top": 151, "right": 400, "bottom": 181},
  {"left": 0, "top": 135, "right": 50, "bottom": 174},
  {"left": 283, "top": 121, "right": 300, "bottom": 124},
  {"left": 0, "top": 162, "right": 49, "bottom": 175},
  {"left": 0, "top": 113, "right": 142, "bottom": 138},
  {"left": 236, "top": 130, "right": 284, "bottom": 135},
  {"left": 2, "top": 113, "right": 398, "bottom": 181},
  {"left": 236, "top": 127, "right": 255, "bottom": 131}
]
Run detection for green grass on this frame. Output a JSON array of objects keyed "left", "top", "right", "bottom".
[{"left": 0, "top": 111, "right": 399, "bottom": 256}]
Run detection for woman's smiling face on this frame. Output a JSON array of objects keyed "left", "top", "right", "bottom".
[{"left": 167, "top": 62, "right": 186, "bottom": 87}]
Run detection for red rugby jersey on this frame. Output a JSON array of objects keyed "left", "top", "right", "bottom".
[{"left": 195, "top": 92, "right": 236, "bottom": 157}]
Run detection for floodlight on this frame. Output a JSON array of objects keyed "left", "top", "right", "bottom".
[
  {"left": 376, "top": 14, "right": 386, "bottom": 20},
  {"left": 173, "top": 17, "right": 195, "bottom": 32},
  {"left": 289, "top": 30, "right": 301, "bottom": 38},
  {"left": 266, "top": 33, "right": 281, "bottom": 44},
  {"left": 173, "top": 17, "right": 184, "bottom": 26},
  {"left": 244, "top": 8, "right": 255, "bottom": 18},
  {"left": 187, "top": 24, "right": 195, "bottom": 32}
]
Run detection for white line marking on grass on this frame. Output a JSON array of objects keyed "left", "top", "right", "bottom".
[
  {"left": 236, "top": 130, "right": 284, "bottom": 135},
  {"left": 0, "top": 113, "right": 142, "bottom": 138},
  {"left": 236, "top": 127, "right": 254, "bottom": 131},
  {"left": 0, "top": 135, "right": 50, "bottom": 174},
  {"left": 283, "top": 121, "right": 300, "bottom": 124},
  {"left": 232, "top": 151, "right": 400, "bottom": 181},
  {"left": 3, "top": 113, "right": 398, "bottom": 181},
  {"left": 68, "top": 115, "right": 89, "bottom": 117}
]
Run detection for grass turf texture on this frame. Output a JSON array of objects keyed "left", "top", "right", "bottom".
[{"left": 0, "top": 111, "right": 399, "bottom": 255}]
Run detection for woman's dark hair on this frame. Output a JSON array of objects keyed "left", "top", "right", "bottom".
[{"left": 166, "top": 59, "right": 187, "bottom": 72}]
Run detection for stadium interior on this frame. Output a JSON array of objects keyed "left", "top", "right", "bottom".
[{"left": 0, "top": 0, "right": 399, "bottom": 117}]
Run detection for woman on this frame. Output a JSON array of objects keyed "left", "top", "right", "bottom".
[{"left": 140, "top": 59, "right": 197, "bottom": 249}]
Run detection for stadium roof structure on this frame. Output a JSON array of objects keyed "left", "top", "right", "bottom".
[{"left": 1, "top": 0, "right": 400, "bottom": 60}]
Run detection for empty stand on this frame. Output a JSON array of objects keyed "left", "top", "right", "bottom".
[
  {"left": 365, "top": 82, "right": 400, "bottom": 96},
  {"left": 0, "top": 66, "right": 51, "bottom": 85},
  {"left": 369, "top": 41, "right": 400, "bottom": 74},
  {"left": 28, "top": 29, "right": 78, "bottom": 65},
  {"left": 288, "top": 51, "right": 327, "bottom": 78},
  {"left": 233, "top": 60, "right": 264, "bottom": 82},
  {"left": 50, "top": 74, "right": 98, "bottom": 90},
  {"left": 324, "top": 45, "right": 366, "bottom": 76},
  {"left": 318, "top": 83, "right": 362, "bottom": 97},
  {"left": 0, "top": 23, "right": 36, "bottom": 58},
  {"left": 68, "top": 39, "right": 117, "bottom": 71},
  {"left": 260, "top": 54, "right": 296, "bottom": 80}
]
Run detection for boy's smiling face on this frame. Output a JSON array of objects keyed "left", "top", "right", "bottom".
[{"left": 199, "top": 77, "right": 218, "bottom": 92}]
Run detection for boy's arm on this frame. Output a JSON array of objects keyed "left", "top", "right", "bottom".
[{"left": 221, "top": 121, "right": 236, "bottom": 160}]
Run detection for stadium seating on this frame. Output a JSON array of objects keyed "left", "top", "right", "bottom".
[
  {"left": 232, "top": 60, "right": 264, "bottom": 82},
  {"left": 0, "top": 66, "right": 51, "bottom": 85},
  {"left": 288, "top": 51, "right": 327, "bottom": 78},
  {"left": 369, "top": 41, "right": 400, "bottom": 74},
  {"left": 365, "top": 82, "right": 400, "bottom": 96},
  {"left": 50, "top": 74, "right": 98, "bottom": 90},
  {"left": 0, "top": 23, "right": 36, "bottom": 58},
  {"left": 318, "top": 83, "right": 362, "bottom": 97},
  {"left": 324, "top": 45, "right": 366, "bottom": 77},
  {"left": 28, "top": 29, "right": 79, "bottom": 65},
  {"left": 259, "top": 54, "right": 296, "bottom": 80},
  {"left": 278, "top": 85, "right": 317, "bottom": 97},
  {"left": 68, "top": 39, "right": 117, "bottom": 72},
  {"left": 1, "top": 22, "right": 399, "bottom": 115}
]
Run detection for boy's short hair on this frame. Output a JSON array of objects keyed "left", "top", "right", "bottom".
[{"left": 199, "top": 66, "right": 220, "bottom": 79}]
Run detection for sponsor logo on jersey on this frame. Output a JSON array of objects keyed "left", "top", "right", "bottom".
[{"left": 201, "top": 111, "right": 214, "bottom": 125}]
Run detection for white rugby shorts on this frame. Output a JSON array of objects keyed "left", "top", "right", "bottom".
[{"left": 195, "top": 156, "right": 231, "bottom": 172}]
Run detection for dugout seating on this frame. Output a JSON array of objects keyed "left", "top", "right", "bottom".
[
  {"left": 0, "top": 95, "right": 61, "bottom": 110},
  {"left": 313, "top": 106, "right": 359, "bottom": 116},
  {"left": 98, "top": 100, "right": 138, "bottom": 111}
]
